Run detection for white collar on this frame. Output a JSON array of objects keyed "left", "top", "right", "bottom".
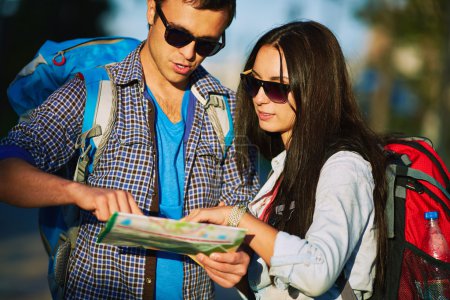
[{"left": 251, "top": 150, "right": 286, "bottom": 204}]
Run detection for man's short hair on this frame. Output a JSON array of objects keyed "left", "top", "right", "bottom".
[{"left": 156, "top": 0, "right": 236, "bottom": 28}]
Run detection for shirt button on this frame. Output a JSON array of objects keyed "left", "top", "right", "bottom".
[{"left": 145, "top": 277, "right": 152, "bottom": 284}]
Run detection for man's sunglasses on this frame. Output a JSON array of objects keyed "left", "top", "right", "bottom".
[
  {"left": 240, "top": 69, "right": 291, "bottom": 104},
  {"left": 156, "top": 4, "right": 225, "bottom": 57}
]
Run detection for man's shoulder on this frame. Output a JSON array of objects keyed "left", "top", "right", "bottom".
[
  {"left": 106, "top": 42, "right": 145, "bottom": 86},
  {"left": 191, "top": 66, "right": 236, "bottom": 100}
]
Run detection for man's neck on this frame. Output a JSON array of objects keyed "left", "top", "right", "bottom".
[{"left": 140, "top": 43, "right": 189, "bottom": 123}]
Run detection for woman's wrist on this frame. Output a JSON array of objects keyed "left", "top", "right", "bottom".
[{"left": 227, "top": 204, "right": 248, "bottom": 227}]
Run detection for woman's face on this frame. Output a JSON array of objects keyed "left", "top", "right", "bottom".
[{"left": 251, "top": 45, "right": 296, "bottom": 147}]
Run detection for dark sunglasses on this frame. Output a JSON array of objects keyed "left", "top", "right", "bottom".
[
  {"left": 240, "top": 70, "right": 291, "bottom": 104},
  {"left": 156, "top": 4, "right": 225, "bottom": 57}
]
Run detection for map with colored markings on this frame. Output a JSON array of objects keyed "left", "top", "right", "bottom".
[{"left": 97, "top": 212, "right": 247, "bottom": 256}]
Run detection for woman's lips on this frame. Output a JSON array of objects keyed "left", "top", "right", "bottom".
[{"left": 257, "top": 111, "right": 274, "bottom": 121}]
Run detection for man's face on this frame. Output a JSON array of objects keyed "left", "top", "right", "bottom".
[{"left": 145, "top": 0, "right": 229, "bottom": 89}]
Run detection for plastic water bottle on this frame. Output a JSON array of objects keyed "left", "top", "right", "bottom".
[
  {"left": 419, "top": 211, "right": 450, "bottom": 299},
  {"left": 424, "top": 211, "right": 450, "bottom": 262}
]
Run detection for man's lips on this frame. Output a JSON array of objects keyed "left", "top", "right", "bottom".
[{"left": 173, "top": 62, "right": 191, "bottom": 75}]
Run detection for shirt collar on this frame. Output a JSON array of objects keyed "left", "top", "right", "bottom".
[{"left": 250, "top": 150, "right": 286, "bottom": 204}]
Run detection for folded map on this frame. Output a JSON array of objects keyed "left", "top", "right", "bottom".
[{"left": 96, "top": 212, "right": 247, "bottom": 256}]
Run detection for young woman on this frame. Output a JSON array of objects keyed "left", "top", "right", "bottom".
[{"left": 186, "top": 21, "right": 387, "bottom": 299}]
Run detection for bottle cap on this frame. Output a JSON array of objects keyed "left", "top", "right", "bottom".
[{"left": 424, "top": 211, "right": 438, "bottom": 220}]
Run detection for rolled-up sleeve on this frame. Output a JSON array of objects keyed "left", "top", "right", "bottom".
[
  {"left": 0, "top": 145, "right": 35, "bottom": 165},
  {"left": 269, "top": 151, "right": 375, "bottom": 297},
  {"left": 0, "top": 77, "right": 86, "bottom": 173}
]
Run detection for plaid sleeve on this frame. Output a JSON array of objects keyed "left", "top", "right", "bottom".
[
  {"left": 220, "top": 139, "right": 260, "bottom": 206},
  {"left": 0, "top": 77, "right": 86, "bottom": 173},
  {"left": 219, "top": 89, "right": 260, "bottom": 206}
]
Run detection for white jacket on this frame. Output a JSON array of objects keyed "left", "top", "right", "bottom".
[{"left": 248, "top": 151, "right": 377, "bottom": 300}]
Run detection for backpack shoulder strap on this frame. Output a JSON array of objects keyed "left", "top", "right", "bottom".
[
  {"left": 191, "top": 86, "right": 234, "bottom": 159},
  {"left": 74, "top": 66, "right": 117, "bottom": 183}
]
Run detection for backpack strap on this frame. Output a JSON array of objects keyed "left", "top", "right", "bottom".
[
  {"left": 342, "top": 281, "right": 357, "bottom": 300},
  {"left": 191, "top": 86, "right": 234, "bottom": 160},
  {"left": 385, "top": 164, "right": 398, "bottom": 238},
  {"left": 385, "top": 163, "right": 450, "bottom": 238},
  {"left": 336, "top": 272, "right": 357, "bottom": 300},
  {"left": 394, "top": 164, "right": 450, "bottom": 199},
  {"left": 74, "top": 66, "right": 116, "bottom": 183},
  {"left": 46, "top": 66, "right": 117, "bottom": 299}
]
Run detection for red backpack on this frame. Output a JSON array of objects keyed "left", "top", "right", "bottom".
[{"left": 381, "top": 136, "right": 450, "bottom": 299}]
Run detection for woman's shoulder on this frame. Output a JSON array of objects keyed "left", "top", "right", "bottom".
[
  {"left": 325, "top": 150, "right": 372, "bottom": 169},
  {"left": 319, "top": 150, "right": 375, "bottom": 188}
]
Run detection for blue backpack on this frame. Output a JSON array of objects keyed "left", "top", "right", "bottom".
[
  {"left": 7, "top": 35, "right": 243, "bottom": 299},
  {"left": 7, "top": 36, "right": 141, "bottom": 299}
]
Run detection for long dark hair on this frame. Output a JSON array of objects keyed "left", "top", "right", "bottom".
[{"left": 235, "top": 21, "right": 387, "bottom": 291}]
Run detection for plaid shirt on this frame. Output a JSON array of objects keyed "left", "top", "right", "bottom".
[{"left": 1, "top": 44, "right": 259, "bottom": 299}]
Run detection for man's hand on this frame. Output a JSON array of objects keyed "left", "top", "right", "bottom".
[
  {"left": 196, "top": 249, "right": 250, "bottom": 288},
  {"left": 0, "top": 158, "right": 141, "bottom": 221},
  {"left": 69, "top": 183, "right": 143, "bottom": 221}
]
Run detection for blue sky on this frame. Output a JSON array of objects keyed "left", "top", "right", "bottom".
[{"left": 103, "top": 0, "right": 370, "bottom": 89}]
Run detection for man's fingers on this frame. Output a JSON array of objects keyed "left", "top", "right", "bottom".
[
  {"left": 108, "top": 195, "right": 120, "bottom": 215},
  {"left": 95, "top": 196, "right": 111, "bottom": 221},
  {"left": 116, "top": 191, "right": 132, "bottom": 213},
  {"left": 82, "top": 187, "right": 143, "bottom": 221},
  {"left": 128, "top": 195, "right": 144, "bottom": 215}
]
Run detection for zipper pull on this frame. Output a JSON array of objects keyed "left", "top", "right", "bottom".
[{"left": 52, "top": 51, "right": 66, "bottom": 66}]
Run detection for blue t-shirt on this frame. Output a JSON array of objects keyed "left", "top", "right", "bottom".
[{"left": 147, "top": 86, "right": 189, "bottom": 299}]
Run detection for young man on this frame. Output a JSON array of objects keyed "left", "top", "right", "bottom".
[{"left": 0, "top": 0, "right": 259, "bottom": 298}]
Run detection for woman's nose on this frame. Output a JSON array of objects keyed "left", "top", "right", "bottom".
[{"left": 253, "top": 86, "right": 270, "bottom": 105}]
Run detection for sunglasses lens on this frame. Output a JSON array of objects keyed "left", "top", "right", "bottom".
[
  {"left": 197, "top": 33, "right": 224, "bottom": 57},
  {"left": 196, "top": 41, "right": 220, "bottom": 57},
  {"left": 264, "top": 82, "right": 289, "bottom": 103},
  {"left": 241, "top": 74, "right": 289, "bottom": 103},
  {"left": 165, "top": 28, "right": 193, "bottom": 47},
  {"left": 241, "top": 75, "right": 260, "bottom": 97}
]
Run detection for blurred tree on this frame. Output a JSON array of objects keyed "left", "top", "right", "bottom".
[
  {"left": 0, "top": 0, "right": 111, "bottom": 137},
  {"left": 356, "top": 0, "right": 450, "bottom": 165}
]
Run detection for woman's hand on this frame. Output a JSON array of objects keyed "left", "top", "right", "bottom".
[
  {"left": 185, "top": 205, "right": 250, "bottom": 287},
  {"left": 186, "top": 204, "right": 278, "bottom": 268},
  {"left": 196, "top": 249, "right": 250, "bottom": 288},
  {"left": 184, "top": 206, "right": 233, "bottom": 226}
]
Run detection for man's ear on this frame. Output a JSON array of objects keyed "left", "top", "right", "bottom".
[{"left": 147, "top": 0, "right": 156, "bottom": 26}]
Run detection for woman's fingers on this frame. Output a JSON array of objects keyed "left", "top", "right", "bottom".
[
  {"left": 184, "top": 206, "right": 231, "bottom": 226},
  {"left": 196, "top": 251, "right": 250, "bottom": 288}
]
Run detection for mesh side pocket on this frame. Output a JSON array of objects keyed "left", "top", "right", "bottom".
[
  {"left": 54, "top": 237, "right": 71, "bottom": 287},
  {"left": 399, "top": 247, "right": 450, "bottom": 300}
]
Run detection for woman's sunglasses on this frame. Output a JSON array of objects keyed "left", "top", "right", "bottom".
[
  {"left": 156, "top": 4, "right": 225, "bottom": 57},
  {"left": 240, "top": 69, "right": 291, "bottom": 104}
]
